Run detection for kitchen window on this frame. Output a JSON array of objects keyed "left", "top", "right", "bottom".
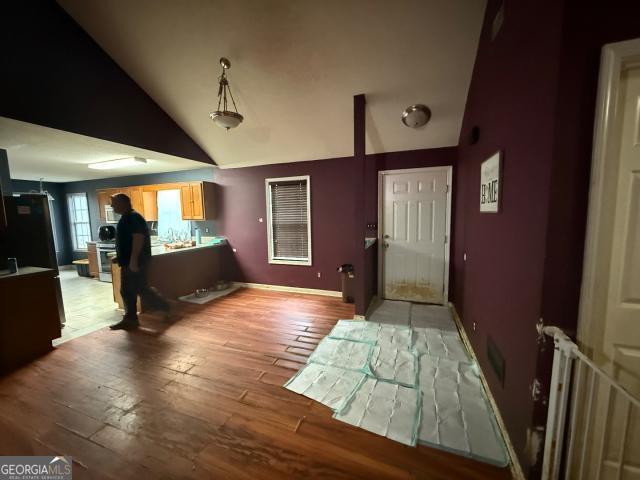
[
  {"left": 67, "top": 193, "right": 91, "bottom": 251},
  {"left": 265, "top": 176, "right": 312, "bottom": 265}
]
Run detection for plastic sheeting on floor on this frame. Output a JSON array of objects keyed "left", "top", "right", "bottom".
[
  {"left": 283, "top": 301, "right": 509, "bottom": 467},
  {"left": 369, "top": 345, "right": 418, "bottom": 387},
  {"left": 283, "top": 363, "right": 366, "bottom": 412},
  {"left": 307, "top": 337, "right": 373, "bottom": 372},
  {"left": 418, "top": 355, "right": 508, "bottom": 466},
  {"left": 412, "top": 328, "right": 469, "bottom": 362},
  {"left": 334, "top": 377, "right": 421, "bottom": 446},
  {"left": 328, "top": 320, "right": 412, "bottom": 350}
]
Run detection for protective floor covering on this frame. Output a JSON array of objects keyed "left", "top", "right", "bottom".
[
  {"left": 284, "top": 301, "right": 509, "bottom": 466},
  {"left": 334, "top": 377, "right": 421, "bottom": 446},
  {"left": 418, "top": 355, "right": 508, "bottom": 466},
  {"left": 283, "top": 363, "right": 366, "bottom": 412},
  {"left": 307, "top": 337, "right": 373, "bottom": 372}
]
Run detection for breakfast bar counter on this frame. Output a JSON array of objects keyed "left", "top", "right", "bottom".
[{"left": 111, "top": 239, "right": 230, "bottom": 311}]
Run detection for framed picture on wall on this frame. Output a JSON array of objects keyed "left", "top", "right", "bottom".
[{"left": 480, "top": 150, "right": 502, "bottom": 213}]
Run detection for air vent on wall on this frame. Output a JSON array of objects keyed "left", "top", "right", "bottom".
[{"left": 487, "top": 335, "right": 506, "bottom": 386}]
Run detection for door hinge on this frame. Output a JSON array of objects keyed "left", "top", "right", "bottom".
[
  {"left": 444, "top": 234, "right": 448, "bottom": 243},
  {"left": 446, "top": 185, "right": 450, "bottom": 193}
]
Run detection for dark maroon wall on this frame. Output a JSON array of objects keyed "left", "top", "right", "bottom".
[
  {"left": 216, "top": 146, "right": 456, "bottom": 296},
  {"left": 0, "top": 1, "right": 211, "bottom": 164},
  {"left": 452, "top": 0, "right": 565, "bottom": 474},
  {"left": 215, "top": 157, "right": 356, "bottom": 291},
  {"left": 531, "top": 1, "right": 640, "bottom": 477}
]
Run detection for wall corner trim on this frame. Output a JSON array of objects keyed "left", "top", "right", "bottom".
[
  {"left": 449, "top": 302, "right": 526, "bottom": 480},
  {"left": 232, "top": 282, "right": 342, "bottom": 298}
]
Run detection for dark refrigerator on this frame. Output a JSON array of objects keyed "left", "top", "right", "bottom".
[{"left": 4, "top": 193, "right": 66, "bottom": 326}]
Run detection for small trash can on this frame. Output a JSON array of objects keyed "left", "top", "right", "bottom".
[{"left": 337, "top": 264, "right": 355, "bottom": 304}]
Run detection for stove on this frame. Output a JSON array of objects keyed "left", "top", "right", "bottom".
[{"left": 96, "top": 241, "right": 116, "bottom": 282}]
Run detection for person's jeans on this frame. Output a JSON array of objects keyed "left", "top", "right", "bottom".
[{"left": 120, "top": 266, "right": 169, "bottom": 321}]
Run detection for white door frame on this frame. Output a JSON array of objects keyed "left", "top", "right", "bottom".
[
  {"left": 377, "top": 166, "right": 453, "bottom": 304},
  {"left": 577, "top": 38, "right": 640, "bottom": 349}
]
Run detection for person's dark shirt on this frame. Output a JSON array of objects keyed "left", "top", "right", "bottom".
[{"left": 115, "top": 210, "right": 151, "bottom": 268}]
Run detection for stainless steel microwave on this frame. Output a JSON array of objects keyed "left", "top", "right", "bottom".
[{"left": 104, "top": 205, "right": 121, "bottom": 223}]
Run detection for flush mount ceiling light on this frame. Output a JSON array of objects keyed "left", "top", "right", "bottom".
[
  {"left": 401, "top": 104, "right": 431, "bottom": 128},
  {"left": 88, "top": 157, "right": 147, "bottom": 170},
  {"left": 209, "top": 57, "right": 244, "bottom": 130}
]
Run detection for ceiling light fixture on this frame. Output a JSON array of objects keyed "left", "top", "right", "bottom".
[
  {"left": 87, "top": 157, "right": 147, "bottom": 170},
  {"left": 209, "top": 57, "right": 244, "bottom": 130},
  {"left": 401, "top": 104, "right": 431, "bottom": 128}
]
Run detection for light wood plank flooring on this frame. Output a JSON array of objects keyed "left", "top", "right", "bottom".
[
  {"left": 57, "top": 269, "right": 120, "bottom": 344},
  {"left": 0, "top": 288, "right": 512, "bottom": 479}
]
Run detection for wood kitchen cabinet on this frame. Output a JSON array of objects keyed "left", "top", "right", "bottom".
[
  {"left": 96, "top": 181, "right": 215, "bottom": 223},
  {"left": 181, "top": 182, "right": 214, "bottom": 220},
  {"left": 142, "top": 190, "right": 158, "bottom": 220},
  {"left": 87, "top": 242, "right": 99, "bottom": 277},
  {"left": 97, "top": 189, "right": 111, "bottom": 221}
]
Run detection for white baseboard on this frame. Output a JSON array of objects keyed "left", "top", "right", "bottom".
[
  {"left": 449, "top": 303, "right": 526, "bottom": 480},
  {"left": 232, "top": 282, "right": 342, "bottom": 298},
  {"left": 58, "top": 264, "right": 75, "bottom": 271}
]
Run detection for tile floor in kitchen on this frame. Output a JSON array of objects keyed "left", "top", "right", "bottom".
[{"left": 54, "top": 268, "right": 121, "bottom": 345}]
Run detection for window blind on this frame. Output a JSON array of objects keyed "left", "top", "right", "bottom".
[{"left": 270, "top": 179, "right": 309, "bottom": 261}]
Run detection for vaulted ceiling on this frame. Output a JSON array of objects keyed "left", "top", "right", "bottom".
[{"left": 58, "top": 0, "right": 485, "bottom": 169}]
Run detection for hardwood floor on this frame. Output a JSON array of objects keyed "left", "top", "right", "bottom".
[{"left": 0, "top": 288, "right": 512, "bottom": 479}]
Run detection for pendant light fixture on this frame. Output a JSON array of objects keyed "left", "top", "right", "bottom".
[{"left": 209, "top": 57, "right": 244, "bottom": 130}]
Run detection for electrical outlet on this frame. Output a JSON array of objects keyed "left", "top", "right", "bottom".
[
  {"left": 205, "top": 227, "right": 210, "bottom": 233},
  {"left": 232, "top": 248, "right": 237, "bottom": 253},
  {"left": 317, "top": 272, "right": 321, "bottom": 278},
  {"left": 473, "top": 322, "right": 476, "bottom": 331}
]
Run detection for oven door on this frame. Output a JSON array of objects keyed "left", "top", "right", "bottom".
[{"left": 97, "top": 248, "right": 114, "bottom": 282}]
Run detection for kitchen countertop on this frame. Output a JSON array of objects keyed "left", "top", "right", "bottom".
[
  {"left": 150, "top": 240, "right": 226, "bottom": 256},
  {"left": 0, "top": 266, "right": 56, "bottom": 280},
  {"left": 108, "top": 238, "right": 228, "bottom": 259}
]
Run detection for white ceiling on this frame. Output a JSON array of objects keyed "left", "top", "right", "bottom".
[
  {"left": 58, "top": 0, "right": 485, "bottom": 168},
  {"left": 0, "top": 117, "right": 212, "bottom": 182}
]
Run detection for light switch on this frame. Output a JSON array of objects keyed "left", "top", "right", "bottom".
[
  {"left": 232, "top": 248, "right": 237, "bottom": 253},
  {"left": 258, "top": 218, "right": 263, "bottom": 222},
  {"left": 463, "top": 253, "right": 467, "bottom": 262}
]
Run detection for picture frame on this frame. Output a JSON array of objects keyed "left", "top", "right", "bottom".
[{"left": 480, "top": 150, "right": 502, "bottom": 213}]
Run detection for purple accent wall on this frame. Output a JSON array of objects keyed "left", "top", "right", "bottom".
[
  {"left": 453, "top": 0, "right": 640, "bottom": 476},
  {"left": 215, "top": 158, "right": 356, "bottom": 291},
  {"left": 452, "top": 0, "right": 565, "bottom": 474},
  {"left": 215, "top": 146, "right": 456, "bottom": 297},
  {"left": 1, "top": 1, "right": 211, "bottom": 164}
]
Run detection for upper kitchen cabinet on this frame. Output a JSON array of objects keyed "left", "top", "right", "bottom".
[
  {"left": 97, "top": 189, "right": 111, "bottom": 221},
  {"left": 96, "top": 181, "right": 215, "bottom": 223},
  {"left": 142, "top": 190, "right": 158, "bottom": 221},
  {"left": 128, "top": 188, "right": 144, "bottom": 214},
  {"left": 181, "top": 182, "right": 215, "bottom": 220}
]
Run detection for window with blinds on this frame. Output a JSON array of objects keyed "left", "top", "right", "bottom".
[{"left": 266, "top": 176, "right": 312, "bottom": 265}]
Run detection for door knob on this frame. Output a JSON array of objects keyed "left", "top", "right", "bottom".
[{"left": 384, "top": 242, "right": 390, "bottom": 248}]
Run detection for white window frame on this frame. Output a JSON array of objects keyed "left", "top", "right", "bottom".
[
  {"left": 67, "top": 192, "right": 91, "bottom": 251},
  {"left": 265, "top": 175, "right": 312, "bottom": 266}
]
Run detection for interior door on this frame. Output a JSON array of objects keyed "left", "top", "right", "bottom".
[
  {"left": 578, "top": 65, "right": 640, "bottom": 480},
  {"left": 382, "top": 169, "right": 449, "bottom": 304}
]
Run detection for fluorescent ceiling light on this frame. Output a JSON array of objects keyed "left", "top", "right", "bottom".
[{"left": 88, "top": 157, "right": 147, "bottom": 170}]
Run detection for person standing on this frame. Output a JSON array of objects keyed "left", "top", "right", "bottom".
[{"left": 109, "top": 193, "right": 170, "bottom": 330}]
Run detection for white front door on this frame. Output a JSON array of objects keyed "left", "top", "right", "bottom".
[{"left": 381, "top": 168, "right": 450, "bottom": 304}]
